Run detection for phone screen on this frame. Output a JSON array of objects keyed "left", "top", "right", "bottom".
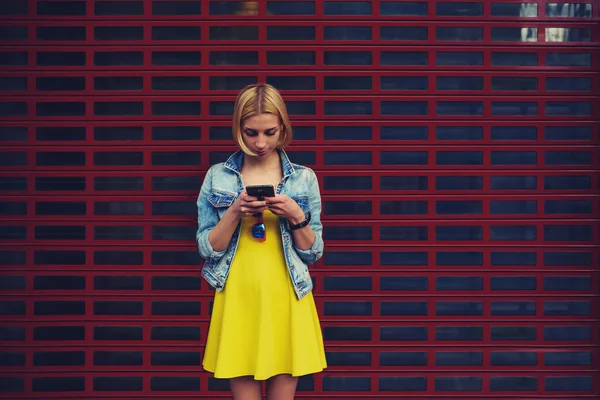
[{"left": 246, "top": 185, "right": 275, "bottom": 199}]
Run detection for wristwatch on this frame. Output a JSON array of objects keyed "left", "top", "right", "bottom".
[{"left": 288, "top": 212, "right": 311, "bottom": 230}]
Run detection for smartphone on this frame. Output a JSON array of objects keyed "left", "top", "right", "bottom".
[{"left": 246, "top": 184, "right": 275, "bottom": 199}]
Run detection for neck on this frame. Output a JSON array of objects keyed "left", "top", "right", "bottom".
[{"left": 243, "top": 150, "right": 280, "bottom": 170}]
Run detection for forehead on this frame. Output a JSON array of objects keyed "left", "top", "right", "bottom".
[{"left": 243, "top": 113, "right": 279, "bottom": 130}]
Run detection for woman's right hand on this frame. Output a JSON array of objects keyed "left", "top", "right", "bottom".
[{"left": 233, "top": 191, "right": 268, "bottom": 217}]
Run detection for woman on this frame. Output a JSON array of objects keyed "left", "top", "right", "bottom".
[{"left": 196, "top": 83, "right": 327, "bottom": 400}]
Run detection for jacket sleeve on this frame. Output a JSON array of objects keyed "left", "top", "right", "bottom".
[
  {"left": 292, "top": 168, "right": 325, "bottom": 265},
  {"left": 196, "top": 167, "right": 227, "bottom": 263}
]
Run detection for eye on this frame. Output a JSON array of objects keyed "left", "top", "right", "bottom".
[
  {"left": 265, "top": 129, "right": 277, "bottom": 136},
  {"left": 244, "top": 129, "right": 257, "bottom": 136}
]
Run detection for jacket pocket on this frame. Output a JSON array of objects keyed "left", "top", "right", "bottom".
[
  {"left": 208, "top": 190, "right": 236, "bottom": 208},
  {"left": 292, "top": 195, "right": 311, "bottom": 214}
]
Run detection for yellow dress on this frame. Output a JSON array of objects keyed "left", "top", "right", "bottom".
[{"left": 202, "top": 210, "right": 327, "bottom": 380}]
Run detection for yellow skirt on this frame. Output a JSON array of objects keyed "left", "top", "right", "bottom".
[{"left": 203, "top": 210, "right": 327, "bottom": 380}]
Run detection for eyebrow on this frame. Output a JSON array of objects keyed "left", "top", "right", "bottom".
[{"left": 243, "top": 126, "right": 278, "bottom": 132}]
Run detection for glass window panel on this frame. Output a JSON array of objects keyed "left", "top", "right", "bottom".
[
  {"left": 291, "top": 126, "right": 315, "bottom": 140},
  {"left": 325, "top": 51, "right": 371, "bottom": 65},
  {"left": 436, "top": 226, "right": 482, "bottom": 241},
  {"left": 546, "top": 377, "right": 592, "bottom": 391},
  {"left": 210, "top": 76, "right": 256, "bottom": 90},
  {"left": 0, "top": 1, "right": 28, "bottom": 15},
  {"left": 381, "top": 152, "right": 428, "bottom": 165},
  {"left": 545, "top": 151, "right": 591, "bottom": 165},
  {"left": 95, "top": 51, "right": 142, "bottom": 66},
  {"left": 490, "top": 200, "right": 537, "bottom": 214},
  {"left": 380, "top": 275, "right": 428, "bottom": 288},
  {"left": 267, "top": 51, "right": 315, "bottom": 65},
  {"left": 94, "top": 152, "right": 143, "bottom": 166},
  {"left": 380, "top": 176, "right": 428, "bottom": 190},
  {"left": 492, "top": 52, "right": 538, "bottom": 66},
  {"left": 151, "top": 26, "right": 200, "bottom": 41},
  {"left": 324, "top": 151, "right": 372, "bottom": 165},
  {"left": 209, "top": 51, "right": 257, "bottom": 65},
  {"left": 436, "top": 27, "right": 482, "bottom": 41},
  {"left": 546, "top": 3, "right": 592, "bottom": 17},
  {"left": 380, "top": 352, "right": 428, "bottom": 366},
  {"left": 492, "top": 77, "right": 537, "bottom": 91},
  {"left": 327, "top": 351, "right": 372, "bottom": 366},
  {"left": 544, "top": 276, "right": 590, "bottom": 290},
  {"left": 436, "top": 326, "right": 483, "bottom": 341},
  {"left": 95, "top": 77, "right": 142, "bottom": 91},
  {"left": 323, "top": 326, "right": 371, "bottom": 341},
  {"left": 37, "top": 102, "right": 85, "bottom": 117},
  {"left": 381, "top": 76, "right": 427, "bottom": 90},
  {"left": 435, "top": 377, "right": 482, "bottom": 391},
  {"left": 436, "top": 176, "right": 482, "bottom": 189},
  {"left": 0, "top": 77, "right": 27, "bottom": 92},
  {"left": 380, "top": 201, "right": 428, "bottom": 215},
  {"left": 492, "top": 102, "right": 538, "bottom": 116},
  {"left": 381, "top": 302, "right": 428, "bottom": 316},
  {"left": 490, "top": 225, "right": 536, "bottom": 240},
  {"left": 380, "top": 126, "right": 428, "bottom": 140},
  {"left": 492, "top": 327, "right": 536, "bottom": 341},
  {"left": 491, "top": 302, "right": 536, "bottom": 316},
  {"left": 1, "top": 51, "right": 29, "bottom": 66},
  {"left": 381, "top": 101, "right": 428, "bottom": 115},
  {"left": 95, "top": 127, "right": 143, "bottom": 142},
  {"left": 267, "top": 1, "right": 315, "bottom": 15},
  {"left": 324, "top": 101, "right": 371, "bottom": 115},
  {"left": 0, "top": 177, "right": 27, "bottom": 191},
  {"left": 36, "top": 126, "right": 85, "bottom": 141},
  {"left": 436, "top": 102, "right": 483, "bottom": 116},
  {"left": 546, "top": 77, "right": 591, "bottom": 91},
  {"left": 0, "top": 26, "right": 27, "bottom": 41},
  {"left": 267, "top": 76, "right": 315, "bottom": 90},
  {"left": 380, "top": 226, "right": 427, "bottom": 240},
  {"left": 544, "top": 251, "right": 591, "bottom": 266},
  {"left": 546, "top": 52, "right": 591, "bottom": 66},
  {"left": 381, "top": 326, "right": 428, "bottom": 341},
  {"left": 324, "top": 301, "right": 372, "bottom": 316},
  {"left": 436, "top": 151, "right": 483, "bottom": 165},
  {"left": 436, "top": 2, "right": 482, "bottom": 16},
  {"left": 491, "top": 3, "right": 537, "bottom": 17},
  {"left": 37, "top": 152, "right": 85, "bottom": 166},
  {"left": 491, "top": 176, "right": 537, "bottom": 190},
  {"left": 380, "top": 2, "right": 427, "bottom": 15},
  {"left": 544, "top": 176, "right": 590, "bottom": 190},
  {"left": 436, "top": 201, "right": 482, "bottom": 215},
  {"left": 435, "top": 301, "right": 483, "bottom": 315},
  {"left": 324, "top": 2, "right": 371, "bottom": 15},
  {"left": 95, "top": 177, "right": 143, "bottom": 191},
  {"left": 152, "top": 51, "right": 200, "bottom": 66},
  {"left": 323, "top": 251, "right": 372, "bottom": 265},
  {"left": 491, "top": 251, "right": 536, "bottom": 266},
  {"left": 546, "top": 102, "right": 590, "bottom": 116},
  {"left": 37, "top": 26, "right": 85, "bottom": 41},
  {"left": 544, "top": 225, "right": 592, "bottom": 241},
  {"left": 324, "top": 126, "right": 372, "bottom": 140},
  {"left": 152, "top": 176, "right": 200, "bottom": 191},
  {"left": 544, "top": 126, "right": 591, "bottom": 140},
  {"left": 546, "top": 28, "right": 591, "bottom": 42},
  {"left": 544, "top": 199, "right": 592, "bottom": 215},
  {"left": 381, "top": 27, "right": 427, "bottom": 40},
  {"left": 436, "top": 52, "right": 483, "bottom": 65},
  {"left": 324, "top": 175, "right": 371, "bottom": 190},
  {"left": 267, "top": 26, "right": 315, "bottom": 40},
  {"left": 381, "top": 51, "right": 427, "bottom": 65},
  {"left": 153, "top": 101, "right": 200, "bottom": 116},
  {"left": 437, "top": 77, "right": 483, "bottom": 91},
  {"left": 324, "top": 226, "right": 372, "bottom": 241},
  {"left": 545, "top": 352, "right": 591, "bottom": 366},
  {"left": 491, "top": 151, "right": 537, "bottom": 165},
  {"left": 96, "top": 1, "right": 142, "bottom": 15},
  {"left": 436, "top": 352, "right": 482, "bottom": 366},
  {"left": 209, "top": 1, "right": 246, "bottom": 15},
  {"left": 491, "top": 276, "right": 537, "bottom": 290},
  {"left": 544, "top": 301, "right": 590, "bottom": 315},
  {"left": 325, "top": 76, "right": 371, "bottom": 90},
  {"left": 491, "top": 126, "right": 537, "bottom": 140},
  {"left": 36, "top": 76, "right": 85, "bottom": 91},
  {"left": 324, "top": 26, "right": 372, "bottom": 40},
  {"left": 492, "top": 27, "right": 537, "bottom": 42},
  {"left": 209, "top": 26, "right": 258, "bottom": 40},
  {"left": 154, "top": 1, "right": 200, "bottom": 15}
]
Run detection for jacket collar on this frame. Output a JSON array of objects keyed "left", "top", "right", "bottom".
[{"left": 224, "top": 149, "right": 296, "bottom": 179}]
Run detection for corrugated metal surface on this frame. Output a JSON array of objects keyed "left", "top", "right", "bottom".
[{"left": 0, "top": 0, "right": 599, "bottom": 398}]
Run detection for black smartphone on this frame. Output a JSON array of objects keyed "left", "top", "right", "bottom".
[{"left": 246, "top": 184, "right": 275, "bottom": 199}]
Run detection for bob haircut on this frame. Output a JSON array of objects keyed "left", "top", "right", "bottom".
[{"left": 232, "top": 83, "right": 293, "bottom": 156}]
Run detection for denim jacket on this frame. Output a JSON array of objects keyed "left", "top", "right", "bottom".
[{"left": 196, "top": 149, "right": 324, "bottom": 300}]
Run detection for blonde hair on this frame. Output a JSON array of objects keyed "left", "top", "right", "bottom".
[{"left": 232, "top": 83, "right": 292, "bottom": 156}]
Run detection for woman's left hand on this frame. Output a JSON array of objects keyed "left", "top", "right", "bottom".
[{"left": 265, "top": 194, "right": 305, "bottom": 224}]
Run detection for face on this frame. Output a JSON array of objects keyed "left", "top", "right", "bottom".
[{"left": 241, "top": 113, "right": 281, "bottom": 159}]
